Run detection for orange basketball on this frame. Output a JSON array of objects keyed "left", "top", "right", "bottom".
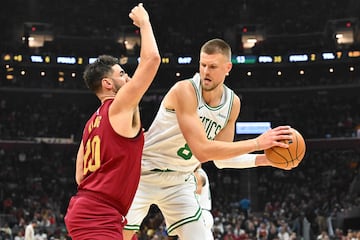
[{"left": 264, "top": 128, "right": 306, "bottom": 169}]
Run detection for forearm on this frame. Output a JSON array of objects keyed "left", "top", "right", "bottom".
[
  {"left": 213, "top": 154, "right": 272, "bottom": 169},
  {"left": 195, "top": 138, "right": 259, "bottom": 163},
  {"left": 139, "top": 21, "right": 160, "bottom": 61},
  {"left": 213, "top": 154, "right": 257, "bottom": 169}
]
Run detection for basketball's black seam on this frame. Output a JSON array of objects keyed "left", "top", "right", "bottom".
[
  {"left": 269, "top": 132, "right": 301, "bottom": 167},
  {"left": 268, "top": 148, "right": 290, "bottom": 167}
]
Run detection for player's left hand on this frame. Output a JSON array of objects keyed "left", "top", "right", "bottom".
[{"left": 129, "top": 3, "right": 149, "bottom": 28}]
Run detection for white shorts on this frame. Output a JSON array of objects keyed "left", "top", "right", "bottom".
[
  {"left": 124, "top": 171, "right": 202, "bottom": 233},
  {"left": 124, "top": 170, "right": 202, "bottom": 235}
]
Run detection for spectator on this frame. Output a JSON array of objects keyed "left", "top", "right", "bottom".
[{"left": 24, "top": 220, "right": 37, "bottom": 240}]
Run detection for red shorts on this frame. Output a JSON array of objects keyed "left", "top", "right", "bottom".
[{"left": 64, "top": 193, "right": 126, "bottom": 240}]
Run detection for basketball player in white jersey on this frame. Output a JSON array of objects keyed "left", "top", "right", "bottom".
[
  {"left": 194, "top": 165, "right": 214, "bottom": 239},
  {"left": 123, "top": 38, "right": 293, "bottom": 239}
]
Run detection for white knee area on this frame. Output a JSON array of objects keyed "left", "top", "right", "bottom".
[
  {"left": 202, "top": 210, "right": 214, "bottom": 230},
  {"left": 213, "top": 154, "right": 256, "bottom": 169},
  {"left": 174, "top": 219, "right": 213, "bottom": 240}
]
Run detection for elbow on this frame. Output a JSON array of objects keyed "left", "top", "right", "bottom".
[
  {"left": 75, "top": 177, "right": 81, "bottom": 186},
  {"left": 144, "top": 51, "right": 161, "bottom": 66},
  {"left": 192, "top": 149, "right": 212, "bottom": 164},
  {"left": 153, "top": 53, "right": 161, "bottom": 66},
  {"left": 188, "top": 140, "right": 216, "bottom": 163},
  {"left": 143, "top": 54, "right": 161, "bottom": 72},
  {"left": 76, "top": 173, "right": 84, "bottom": 185},
  {"left": 153, "top": 51, "right": 161, "bottom": 61}
]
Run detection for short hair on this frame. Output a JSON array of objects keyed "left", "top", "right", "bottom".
[
  {"left": 200, "top": 38, "right": 232, "bottom": 61},
  {"left": 83, "top": 55, "right": 119, "bottom": 92}
]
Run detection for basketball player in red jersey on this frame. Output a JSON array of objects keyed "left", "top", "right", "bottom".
[{"left": 64, "top": 3, "right": 160, "bottom": 240}]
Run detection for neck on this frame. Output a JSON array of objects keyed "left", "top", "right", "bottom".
[
  {"left": 99, "top": 94, "right": 115, "bottom": 103},
  {"left": 202, "top": 87, "right": 224, "bottom": 107}
]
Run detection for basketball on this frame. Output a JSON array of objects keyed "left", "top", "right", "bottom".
[{"left": 264, "top": 128, "right": 306, "bottom": 169}]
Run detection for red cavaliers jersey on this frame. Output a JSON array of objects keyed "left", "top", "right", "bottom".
[{"left": 78, "top": 99, "right": 144, "bottom": 216}]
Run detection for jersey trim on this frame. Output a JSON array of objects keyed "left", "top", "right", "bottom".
[
  {"left": 224, "top": 89, "right": 234, "bottom": 126},
  {"left": 189, "top": 75, "right": 200, "bottom": 107}
]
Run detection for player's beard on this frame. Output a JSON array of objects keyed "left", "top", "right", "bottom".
[
  {"left": 201, "top": 80, "right": 220, "bottom": 92},
  {"left": 112, "top": 83, "right": 120, "bottom": 94}
]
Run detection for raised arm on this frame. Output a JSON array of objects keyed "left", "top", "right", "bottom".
[
  {"left": 111, "top": 3, "right": 160, "bottom": 113},
  {"left": 109, "top": 3, "right": 160, "bottom": 137}
]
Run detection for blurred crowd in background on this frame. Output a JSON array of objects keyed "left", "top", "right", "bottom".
[{"left": 1, "top": 0, "right": 360, "bottom": 239}]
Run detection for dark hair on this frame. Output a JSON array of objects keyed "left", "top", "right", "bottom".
[
  {"left": 83, "top": 55, "right": 119, "bottom": 92},
  {"left": 200, "top": 38, "right": 231, "bottom": 61}
]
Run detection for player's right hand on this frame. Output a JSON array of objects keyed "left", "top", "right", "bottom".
[
  {"left": 256, "top": 125, "right": 292, "bottom": 150},
  {"left": 129, "top": 3, "right": 150, "bottom": 28}
]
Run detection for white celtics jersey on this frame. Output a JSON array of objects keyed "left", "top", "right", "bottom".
[{"left": 142, "top": 73, "right": 234, "bottom": 172}]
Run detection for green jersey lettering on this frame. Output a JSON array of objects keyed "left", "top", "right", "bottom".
[{"left": 177, "top": 143, "right": 192, "bottom": 160}]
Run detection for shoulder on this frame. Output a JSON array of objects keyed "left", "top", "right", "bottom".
[
  {"left": 233, "top": 93, "right": 241, "bottom": 108},
  {"left": 171, "top": 79, "right": 194, "bottom": 92},
  {"left": 170, "top": 73, "right": 200, "bottom": 96},
  {"left": 164, "top": 80, "right": 197, "bottom": 108}
]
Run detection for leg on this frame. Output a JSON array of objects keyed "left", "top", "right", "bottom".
[
  {"left": 174, "top": 218, "right": 213, "bottom": 240},
  {"left": 65, "top": 195, "right": 124, "bottom": 240},
  {"left": 123, "top": 173, "right": 157, "bottom": 240},
  {"left": 123, "top": 230, "right": 136, "bottom": 240},
  {"left": 202, "top": 209, "right": 214, "bottom": 229},
  {"left": 158, "top": 172, "right": 210, "bottom": 239}
]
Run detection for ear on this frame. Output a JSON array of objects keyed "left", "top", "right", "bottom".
[
  {"left": 226, "top": 62, "right": 233, "bottom": 73},
  {"left": 102, "top": 78, "right": 113, "bottom": 90}
]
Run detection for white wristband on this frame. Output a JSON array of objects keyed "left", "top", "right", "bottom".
[{"left": 213, "top": 154, "right": 257, "bottom": 169}]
